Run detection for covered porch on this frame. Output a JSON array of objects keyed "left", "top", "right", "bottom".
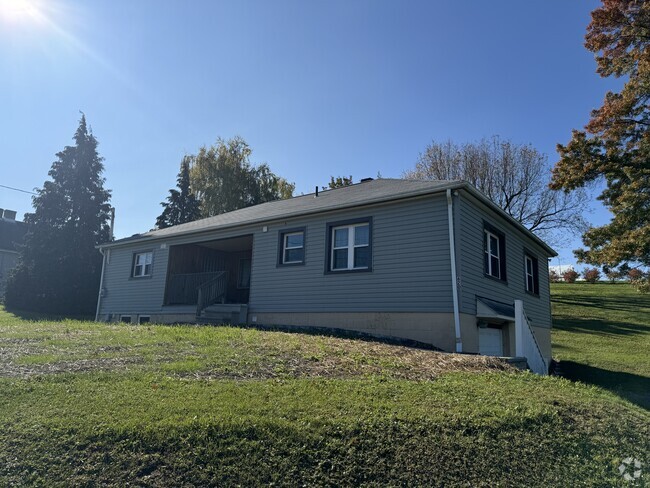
[{"left": 163, "top": 235, "right": 252, "bottom": 320}]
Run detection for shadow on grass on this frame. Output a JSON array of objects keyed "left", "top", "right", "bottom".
[
  {"left": 552, "top": 295, "right": 646, "bottom": 314},
  {"left": 560, "top": 360, "right": 650, "bottom": 409},
  {"left": 205, "top": 321, "right": 445, "bottom": 352},
  {"left": 1, "top": 306, "right": 93, "bottom": 322},
  {"left": 553, "top": 316, "right": 650, "bottom": 336}
]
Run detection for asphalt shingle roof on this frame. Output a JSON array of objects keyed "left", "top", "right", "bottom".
[{"left": 103, "top": 178, "right": 556, "bottom": 255}]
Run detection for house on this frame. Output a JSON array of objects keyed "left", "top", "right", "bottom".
[
  {"left": 96, "top": 179, "right": 555, "bottom": 373},
  {"left": 0, "top": 209, "right": 27, "bottom": 297}
]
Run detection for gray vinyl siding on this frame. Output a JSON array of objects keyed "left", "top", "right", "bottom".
[
  {"left": 99, "top": 195, "right": 454, "bottom": 317},
  {"left": 98, "top": 224, "right": 259, "bottom": 317},
  {"left": 457, "top": 192, "right": 553, "bottom": 329},
  {"left": 249, "top": 195, "right": 453, "bottom": 313},
  {"left": 99, "top": 189, "right": 553, "bottom": 325}
]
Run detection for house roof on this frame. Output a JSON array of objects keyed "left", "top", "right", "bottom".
[
  {"left": 0, "top": 218, "right": 27, "bottom": 252},
  {"left": 101, "top": 178, "right": 557, "bottom": 256}
]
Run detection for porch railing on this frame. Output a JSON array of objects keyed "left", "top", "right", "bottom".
[
  {"left": 196, "top": 271, "right": 229, "bottom": 317},
  {"left": 514, "top": 300, "right": 548, "bottom": 375},
  {"left": 166, "top": 271, "right": 225, "bottom": 305}
]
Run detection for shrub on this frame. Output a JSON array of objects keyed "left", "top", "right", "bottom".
[
  {"left": 583, "top": 268, "right": 601, "bottom": 284},
  {"left": 628, "top": 268, "right": 643, "bottom": 281},
  {"left": 605, "top": 270, "right": 622, "bottom": 283},
  {"left": 549, "top": 269, "right": 562, "bottom": 283},
  {"left": 563, "top": 269, "right": 579, "bottom": 283}
]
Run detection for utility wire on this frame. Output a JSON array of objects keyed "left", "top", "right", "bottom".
[{"left": 0, "top": 184, "right": 36, "bottom": 195}]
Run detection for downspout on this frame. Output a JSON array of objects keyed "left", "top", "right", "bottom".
[
  {"left": 95, "top": 207, "right": 114, "bottom": 322},
  {"left": 95, "top": 247, "right": 107, "bottom": 322},
  {"left": 446, "top": 189, "right": 463, "bottom": 353}
]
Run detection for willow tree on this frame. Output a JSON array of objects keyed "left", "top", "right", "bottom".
[{"left": 189, "top": 136, "right": 294, "bottom": 217}]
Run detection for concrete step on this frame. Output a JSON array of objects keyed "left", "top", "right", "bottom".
[
  {"left": 505, "top": 356, "right": 529, "bottom": 371},
  {"left": 199, "top": 303, "right": 248, "bottom": 325}
]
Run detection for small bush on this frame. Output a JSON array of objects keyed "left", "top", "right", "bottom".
[
  {"left": 563, "top": 269, "right": 579, "bottom": 283},
  {"left": 628, "top": 268, "right": 643, "bottom": 281},
  {"left": 583, "top": 268, "right": 601, "bottom": 284},
  {"left": 549, "top": 269, "right": 561, "bottom": 283},
  {"left": 605, "top": 270, "right": 621, "bottom": 283}
]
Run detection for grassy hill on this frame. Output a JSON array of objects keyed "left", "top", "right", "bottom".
[
  {"left": 0, "top": 297, "right": 648, "bottom": 486},
  {"left": 551, "top": 282, "right": 650, "bottom": 408}
]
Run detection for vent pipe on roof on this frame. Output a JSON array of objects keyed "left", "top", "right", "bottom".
[
  {"left": 315, "top": 186, "right": 319, "bottom": 197},
  {"left": 360, "top": 177, "right": 373, "bottom": 183}
]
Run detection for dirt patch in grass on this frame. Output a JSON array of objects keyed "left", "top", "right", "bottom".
[
  {"left": 183, "top": 337, "right": 516, "bottom": 381},
  {"left": 0, "top": 318, "right": 516, "bottom": 380}
]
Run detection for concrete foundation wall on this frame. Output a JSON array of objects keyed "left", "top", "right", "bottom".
[{"left": 249, "top": 311, "right": 484, "bottom": 352}]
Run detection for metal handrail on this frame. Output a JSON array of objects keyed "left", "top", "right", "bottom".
[
  {"left": 166, "top": 271, "right": 225, "bottom": 305},
  {"left": 196, "top": 271, "right": 228, "bottom": 317}
]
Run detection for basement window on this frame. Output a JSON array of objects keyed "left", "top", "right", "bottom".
[{"left": 120, "top": 315, "right": 132, "bottom": 324}]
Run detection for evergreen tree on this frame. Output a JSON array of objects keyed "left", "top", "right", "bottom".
[
  {"left": 5, "top": 114, "right": 112, "bottom": 315},
  {"left": 155, "top": 157, "right": 201, "bottom": 229},
  {"left": 552, "top": 0, "right": 650, "bottom": 282}
]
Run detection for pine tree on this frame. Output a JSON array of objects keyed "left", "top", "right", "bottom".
[
  {"left": 5, "top": 114, "right": 112, "bottom": 315},
  {"left": 155, "top": 157, "right": 201, "bottom": 229}
]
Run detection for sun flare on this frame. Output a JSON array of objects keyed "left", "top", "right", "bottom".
[{"left": 0, "top": 0, "right": 41, "bottom": 22}]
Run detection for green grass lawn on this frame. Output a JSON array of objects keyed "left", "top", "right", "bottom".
[
  {"left": 551, "top": 282, "right": 650, "bottom": 408},
  {"left": 0, "top": 303, "right": 648, "bottom": 486}
]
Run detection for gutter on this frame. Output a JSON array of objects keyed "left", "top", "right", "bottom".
[
  {"left": 446, "top": 189, "right": 463, "bottom": 353},
  {"left": 94, "top": 248, "right": 107, "bottom": 321}
]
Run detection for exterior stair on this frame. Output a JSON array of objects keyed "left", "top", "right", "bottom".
[{"left": 197, "top": 304, "right": 248, "bottom": 325}]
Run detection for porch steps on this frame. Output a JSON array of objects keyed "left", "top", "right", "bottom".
[
  {"left": 505, "top": 356, "right": 529, "bottom": 371},
  {"left": 197, "top": 304, "right": 248, "bottom": 325}
]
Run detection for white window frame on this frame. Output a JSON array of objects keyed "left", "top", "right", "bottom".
[
  {"left": 330, "top": 222, "right": 370, "bottom": 271},
  {"left": 132, "top": 251, "right": 153, "bottom": 278},
  {"left": 282, "top": 231, "right": 305, "bottom": 264},
  {"left": 485, "top": 230, "right": 501, "bottom": 279}
]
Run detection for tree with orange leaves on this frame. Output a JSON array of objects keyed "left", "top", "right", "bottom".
[{"left": 552, "top": 0, "right": 650, "bottom": 285}]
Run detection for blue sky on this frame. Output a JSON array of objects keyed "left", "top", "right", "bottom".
[{"left": 0, "top": 0, "right": 618, "bottom": 269}]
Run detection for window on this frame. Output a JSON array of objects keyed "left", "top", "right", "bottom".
[
  {"left": 138, "top": 316, "right": 151, "bottom": 324},
  {"left": 120, "top": 315, "right": 132, "bottom": 324},
  {"left": 279, "top": 229, "right": 305, "bottom": 265},
  {"left": 484, "top": 224, "right": 506, "bottom": 281},
  {"left": 238, "top": 258, "right": 251, "bottom": 289},
  {"left": 524, "top": 253, "right": 539, "bottom": 295},
  {"left": 132, "top": 251, "right": 153, "bottom": 278},
  {"left": 328, "top": 220, "right": 371, "bottom": 272}
]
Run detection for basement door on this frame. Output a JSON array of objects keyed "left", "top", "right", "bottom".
[{"left": 478, "top": 326, "right": 503, "bottom": 357}]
